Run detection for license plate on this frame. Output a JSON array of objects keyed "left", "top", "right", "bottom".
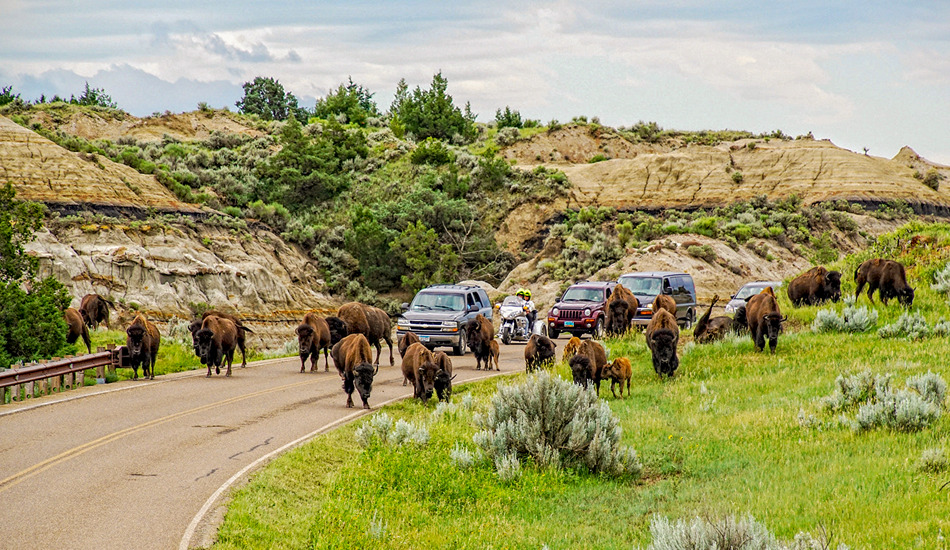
[
  {"left": 564, "top": 321, "right": 574, "bottom": 327},
  {"left": 419, "top": 335, "right": 430, "bottom": 342}
]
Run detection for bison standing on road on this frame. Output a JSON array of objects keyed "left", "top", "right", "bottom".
[
  {"left": 80, "top": 294, "right": 115, "bottom": 329},
  {"left": 746, "top": 288, "right": 786, "bottom": 353},
  {"left": 296, "top": 312, "right": 332, "bottom": 373},
  {"left": 325, "top": 316, "right": 349, "bottom": 346},
  {"left": 332, "top": 334, "right": 378, "bottom": 409},
  {"left": 465, "top": 314, "right": 495, "bottom": 370},
  {"left": 693, "top": 295, "right": 734, "bottom": 344},
  {"left": 203, "top": 310, "right": 252, "bottom": 368},
  {"left": 196, "top": 315, "right": 239, "bottom": 377},
  {"left": 65, "top": 307, "right": 91, "bottom": 354},
  {"left": 433, "top": 351, "right": 455, "bottom": 403},
  {"left": 646, "top": 308, "right": 679, "bottom": 377},
  {"left": 788, "top": 266, "right": 842, "bottom": 306},
  {"left": 338, "top": 302, "right": 394, "bottom": 367},
  {"left": 606, "top": 284, "right": 638, "bottom": 336},
  {"left": 126, "top": 314, "right": 160, "bottom": 380},
  {"left": 401, "top": 342, "right": 439, "bottom": 403},
  {"left": 524, "top": 333, "right": 557, "bottom": 373},
  {"left": 398, "top": 331, "right": 421, "bottom": 359},
  {"left": 855, "top": 258, "right": 915, "bottom": 307}
]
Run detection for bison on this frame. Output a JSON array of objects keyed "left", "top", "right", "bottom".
[
  {"left": 80, "top": 293, "right": 115, "bottom": 329},
  {"left": 855, "top": 258, "right": 915, "bottom": 307},
  {"left": 338, "top": 302, "right": 394, "bottom": 367},
  {"left": 325, "top": 316, "right": 349, "bottom": 346},
  {"left": 488, "top": 340, "right": 500, "bottom": 371},
  {"left": 524, "top": 333, "right": 557, "bottom": 373},
  {"left": 653, "top": 294, "right": 677, "bottom": 317},
  {"left": 187, "top": 311, "right": 253, "bottom": 368},
  {"left": 398, "top": 331, "right": 421, "bottom": 359},
  {"left": 296, "top": 312, "right": 332, "bottom": 373},
  {"left": 562, "top": 336, "right": 582, "bottom": 362},
  {"left": 693, "top": 295, "right": 734, "bottom": 344},
  {"left": 576, "top": 339, "right": 608, "bottom": 393},
  {"left": 331, "top": 334, "right": 378, "bottom": 409},
  {"left": 788, "top": 266, "right": 843, "bottom": 306},
  {"left": 125, "top": 314, "right": 160, "bottom": 380},
  {"left": 646, "top": 308, "right": 679, "bottom": 377},
  {"left": 65, "top": 307, "right": 91, "bottom": 354},
  {"left": 401, "top": 342, "right": 439, "bottom": 403},
  {"left": 602, "top": 357, "right": 633, "bottom": 398},
  {"left": 433, "top": 351, "right": 455, "bottom": 403},
  {"left": 746, "top": 288, "right": 786, "bottom": 353},
  {"left": 465, "top": 314, "right": 495, "bottom": 370},
  {"left": 196, "top": 315, "right": 239, "bottom": 377},
  {"left": 606, "top": 284, "right": 639, "bottom": 336},
  {"left": 569, "top": 354, "right": 593, "bottom": 388}
]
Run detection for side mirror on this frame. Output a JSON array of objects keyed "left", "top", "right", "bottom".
[
  {"left": 467, "top": 304, "right": 477, "bottom": 312},
  {"left": 401, "top": 302, "right": 409, "bottom": 311}
]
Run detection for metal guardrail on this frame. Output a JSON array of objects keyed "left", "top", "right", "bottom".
[{"left": 0, "top": 345, "right": 128, "bottom": 404}]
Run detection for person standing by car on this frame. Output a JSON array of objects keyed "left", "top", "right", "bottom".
[{"left": 516, "top": 288, "right": 537, "bottom": 329}]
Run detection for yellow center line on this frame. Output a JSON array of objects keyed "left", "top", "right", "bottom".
[{"left": 0, "top": 379, "right": 315, "bottom": 494}]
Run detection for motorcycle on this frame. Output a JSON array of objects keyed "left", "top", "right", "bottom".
[{"left": 497, "top": 296, "right": 547, "bottom": 345}]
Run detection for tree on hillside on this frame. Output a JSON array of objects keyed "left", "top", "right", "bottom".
[
  {"left": 0, "top": 85, "right": 20, "bottom": 107},
  {"left": 313, "top": 77, "right": 380, "bottom": 126},
  {"left": 344, "top": 205, "right": 399, "bottom": 291},
  {"left": 70, "top": 82, "right": 118, "bottom": 109},
  {"left": 388, "top": 72, "right": 477, "bottom": 143},
  {"left": 390, "top": 220, "right": 460, "bottom": 293},
  {"left": 495, "top": 106, "right": 523, "bottom": 129},
  {"left": 0, "top": 183, "right": 70, "bottom": 368},
  {"left": 236, "top": 76, "right": 308, "bottom": 123}
]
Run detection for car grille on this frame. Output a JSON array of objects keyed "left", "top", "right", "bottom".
[
  {"left": 557, "top": 309, "right": 585, "bottom": 320},
  {"left": 404, "top": 321, "right": 449, "bottom": 332}
]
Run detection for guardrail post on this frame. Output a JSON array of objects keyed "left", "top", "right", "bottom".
[
  {"left": 106, "top": 344, "right": 117, "bottom": 378},
  {"left": 96, "top": 347, "right": 106, "bottom": 384}
]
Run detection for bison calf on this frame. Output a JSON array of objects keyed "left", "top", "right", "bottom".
[
  {"left": 126, "top": 314, "right": 160, "bottom": 380},
  {"left": 562, "top": 336, "right": 582, "bottom": 363},
  {"left": 603, "top": 357, "right": 633, "bottom": 398},
  {"left": 524, "top": 334, "right": 557, "bottom": 373},
  {"left": 331, "top": 334, "right": 378, "bottom": 409},
  {"left": 433, "top": 351, "right": 455, "bottom": 403}
]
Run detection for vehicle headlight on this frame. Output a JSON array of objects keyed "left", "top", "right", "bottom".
[
  {"left": 397, "top": 318, "right": 409, "bottom": 330},
  {"left": 584, "top": 308, "right": 592, "bottom": 316},
  {"left": 552, "top": 307, "right": 559, "bottom": 316},
  {"left": 724, "top": 304, "right": 735, "bottom": 313},
  {"left": 441, "top": 320, "right": 458, "bottom": 328}
]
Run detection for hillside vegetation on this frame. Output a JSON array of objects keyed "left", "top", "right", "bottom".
[{"left": 212, "top": 222, "right": 950, "bottom": 549}]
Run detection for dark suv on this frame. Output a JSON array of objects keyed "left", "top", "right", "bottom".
[
  {"left": 617, "top": 271, "right": 697, "bottom": 328},
  {"left": 396, "top": 284, "right": 493, "bottom": 355},
  {"left": 546, "top": 281, "right": 617, "bottom": 339}
]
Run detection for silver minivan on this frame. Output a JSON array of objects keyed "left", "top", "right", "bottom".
[{"left": 617, "top": 271, "right": 697, "bottom": 328}]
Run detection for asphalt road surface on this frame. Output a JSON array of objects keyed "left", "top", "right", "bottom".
[{"left": 0, "top": 339, "right": 531, "bottom": 549}]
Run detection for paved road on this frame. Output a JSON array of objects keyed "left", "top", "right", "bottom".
[{"left": 0, "top": 341, "right": 529, "bottom": 549}]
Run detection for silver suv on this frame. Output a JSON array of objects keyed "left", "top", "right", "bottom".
[
  {"left": 617, "top": 271, "right": 697, "bottom": 328},
  {"left": 396, "top": 284, "right": 493, "bottom": 355}
]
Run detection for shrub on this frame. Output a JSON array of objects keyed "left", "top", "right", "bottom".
[
  {"left": 643, "top": 514, "right": 849, "bottom": 550},
  {"left": 449, "top": 443, "right": 480, "bottom": 470},
  {"left": 918, "top": 448, "right": 948, "bottom": 473},
  {"left": 931, "top": 263, "right": 950, "bottom": 295},
  {"left": 923, "top": 168, "right": 941, "bottom": 191},
  {"left": 878, "top": 312, "right": 932, "bottom": 340},
  {"left": 354, "top": 413, "right": 430, "bottom": 448},
  {"left": 906, "top": 370, "right": 947, "bottom": 405},
  {"left": 495, "top": 127, "right": 521, "bottom": 147},
  {"left": 732, "top": 171, "right": 744, "bottom": 184},
  {"left": 854, "top": 388, "right": 941, "bottom": 432},
  {"left": 409, "top": 137, "right": 454, "bottom": 165},
  {"left": 821, "top": 370, "right": 946, "bottom": 432},
  {"left": 821, "top": 371, "right": 889, "bottom": 413},
  {"left": 811, "top": 302, "right": 878, "bottom": 333},
  {"left": 472, "top": 372, "right": 641, "bottom": 476},
  {"left": 686, "top": 244, "right": 717, "bottom": 263}
]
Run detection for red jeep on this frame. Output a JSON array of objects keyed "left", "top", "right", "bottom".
[{"left": 546, "top": 281, "right": 617, "bottom": 339}]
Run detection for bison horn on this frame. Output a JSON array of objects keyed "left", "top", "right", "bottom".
[
  {"left": 780, "top": 315, "right": 788, "bottom": 322},
  {"left": 374, "top": 363, "right": 379, "bottom": 376},
  {"left": 450, "top": 374, "right": 458, "bottom": 380}
]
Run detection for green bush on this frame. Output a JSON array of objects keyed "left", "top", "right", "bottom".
[
  {"left": 354, "top": 413, "right": 429, "bottom": 448},
  {"left": 409, "top": 137, "right": 454, "bottom": 165},
  {"left": 878, "top": 312, "right": 932, "bottom": 340},
  {"left": 686, "top": 244, "right": 717, "bottom": 263},
  {"left": 811, "top": 299, "right": 878, "bottom": 333},
  {"left": 644, "top": 514, "right": 848, "bottom": 550}
]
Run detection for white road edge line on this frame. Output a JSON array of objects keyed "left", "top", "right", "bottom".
[{"left": 179, "top": 370, "right": 512, "bottom": 550}]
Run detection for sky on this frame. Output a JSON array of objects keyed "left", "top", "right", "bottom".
[{"left": 2, "top": 1, "right": 949, "bottom": 163}]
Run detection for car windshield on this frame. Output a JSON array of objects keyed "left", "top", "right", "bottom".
[
  {"left": 561, "top": 287, "right": 604, "bottom": 302},
  {"left": 736, "top": 283, "right": 779, "bottom": 300},
  {"left": 410, "top": 292, "right": 464, "bottom": 311},
  {"left": 618, "top": 277, "right": 661, "bottom": 295},
  {"left": 502, "top": 296, "right": 523, "bottom": 306}
]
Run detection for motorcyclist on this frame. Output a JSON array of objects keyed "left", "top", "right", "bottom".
[{"left": 515, "top": 288, "right": 537, "bottom": 330}]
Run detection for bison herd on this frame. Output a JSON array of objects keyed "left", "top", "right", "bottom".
[{"left": 61, "top": 256, "right": 916, "bottom": 409}]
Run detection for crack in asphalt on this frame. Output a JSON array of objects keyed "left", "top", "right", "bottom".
[{"left": 228, "top": 437, "right": 274, "bottom": 460}]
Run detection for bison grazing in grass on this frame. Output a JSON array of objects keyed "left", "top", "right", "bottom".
[
  {"left": 524, "top": 333, "right": 557, "bottom": 373},
  {"left": 646, "top": 308, "right": 679, "bottom": 377},
  {"left": 603, "top": 357, "right": 633, "bottom": 398},
  {"left": 338, "top": 302, "right": 394, "bottom": 367},
  {"left": 332, "top": 334, "right": 378, "bottom": 409},
  {"left": 693, "top": 295, "right": 734, "bottom": 344},
  {"left": 562, "top": 336, "right": 582, "bottom": 363},
  {"left": 126, "top": 314, "right": 160, "bottom": 380},
  {"left": 296, "top": 312, "right": 332, "bottom": 373},
  {"left": 402, "top": 342, "right": 439, "bottom": 403},
  {"left": 65, "top": 307, "right": 91, "bottom": 354},
  {"left": 569, "top": 354, "right": 593, "bottom": 388},
  {"left": 606, "top": 284, "right": 638, "bottom": 336},
  {"left": 465, "top": 314, "right": 495, "bottom": 370},
  {"left": 855, "top": 258, "right": 915, "bottom": 307},
  {"left": 788, "top": 266, "right": 842, "bottom": 306},
  {"left": 197, "top": 315, "right": 239, "bottom": 377},
  {"left": 80, "top": 293, "right": 115, "bottom": 329},
  {"left": 576, "top": 339, "right": 608, "bottom": 393},
  {"left": 433, "top": 351, "right": 455, "bottom": 403},
  {"left": 746, "top": 288, "right": 786, "bottom": 353}
]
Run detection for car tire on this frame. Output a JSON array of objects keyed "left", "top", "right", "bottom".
[
  {"left": 454, "top": 330, "right": 467, "bottom": 356},
  {"left": 594, "top": 317, "right": 605, "bottom": 339},
  {"left": 683, "top": 308, "right": 695, "bottom": 329},
  {"left": 500, "top": 327, "right": 511, "bottom": 345},
  {"left": 549, "top": 328, "right": 560, "bottom": 339}
]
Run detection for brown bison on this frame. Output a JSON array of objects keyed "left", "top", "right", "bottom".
[
  {"left": 196, "top": 315, "right": 239, "bottom": 377},
  {"left": 653, "top": 294, "right": 677, "bottom": 317},
  {"left": 788, "top": 266, "right": 842, "bottom": 306},
  {"left": 524, "top": 333, "right": 557, "bottom": 372},
  {"left": 855, "top": 258, "right": 915, "bottom": 307},
  {"left": 80, "top": 293, "right": 115, "bottom": 329},
  {"left": 338, "top": 302, "right": 394, "bottom": 367},
  {"left": 465, "top": 314, "right": 495, "bottom": 370},
  {"left": 693, "top": 295, "right": 734, "bottom": 344},
  {"left": 746, "top": 288, "right": 786, "bottom": 353},
  {"left": 398, "top": 331, "right": 421, "bottom": 358},
  {"left": 646, "top": 308, "right": 679, "bottom": 377},
  {"left": 296, "top": 312, "right": 332, "bottom": 373},
  {"left": 576, "top": 339, "right": 608, "bottom": 393},
  {"left": 65, "top": 307, "right": 91, "bottom": 354},
  {"left": 602, "top": 357, "right": 633, "bottom": 398},
  {"left": 401, "top": 342, "right": 439, "bottom": 403},
  {"left": 187, "top": 311, "right": 253, "bottom": 368},
  {"left": 125, "top": 314, "right": 160, "bottom": 380},
  {"left": 325, "top": 316, "right": 349, "bottom": 346},
  {"left": 569, "top": 354, "right": 593, "bottom": 388},
  {"left": 331, "top": 334, "right": 378, "bottom": 409},
  {"left": 606, "top": 284, "right": 639, "bottom": 336},
  {"left": 433, "top": 351, "right": 455, "bottom": 402},
  {"left": 562, "top": 336, "right": 582, "bottom": 362},
  {"left": 488, "top": 340, "right": 500, "bottom": 371}
]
